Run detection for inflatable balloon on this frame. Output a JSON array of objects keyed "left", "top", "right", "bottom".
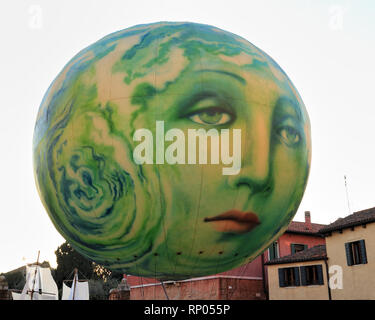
[{"left": 33, "top": 22, "right": 311, "bottom": 280}]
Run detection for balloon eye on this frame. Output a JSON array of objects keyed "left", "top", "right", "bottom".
[
  {"left": 278, "top": 126, "right": 300, "bottom": 146},
  {"left": 189, "top": 108, "right": 231, "bottom": 125}
]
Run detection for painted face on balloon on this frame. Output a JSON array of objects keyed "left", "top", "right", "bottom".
[
  {"left": 127, "top": 49, "right": 310, "bottom": 279},
  {"left": 33, "top": 22, "right": 311, "bottom": 280}
]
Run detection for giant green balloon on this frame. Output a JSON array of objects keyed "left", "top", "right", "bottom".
[{"left": 33, "top": 22, "right": 311, "bottom": 280}]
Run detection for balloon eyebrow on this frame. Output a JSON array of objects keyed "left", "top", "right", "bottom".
[
  {"left": 196, "top": 69, "right": 246, "bottom": 85},
  {"left": 274, "top": 97, "right": 303, "bottom": 122},
  {"left": 176, "top": 91, "right": 234, "bottom": 117}
]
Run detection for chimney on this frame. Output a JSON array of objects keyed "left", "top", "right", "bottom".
[
  {"left": 117, "top": 274, "right": 130, "bottom": 300},
  {"left": 305, "top": 211, "right": 312, "bottom": 230}
]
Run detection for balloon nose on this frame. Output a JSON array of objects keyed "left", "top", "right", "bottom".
[{"left": 227, "top": 116, "right": 271, "bottom": 192}]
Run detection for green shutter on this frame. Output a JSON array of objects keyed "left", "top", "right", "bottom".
[
  {"left": 304, "top": 244, "right": 308, "bottom": 251},
  {"left": 269, "top": 243, "right": 275, "bottom": 260},
  {"left": 278, "top": 268, "right": 286, "bottom": 287},
  {"left": 300, "top": 266, "right": 307, "bottom": 286},
  {"left": 273, "top": 241, "right": 280, "bottom": 259},
  {"left": 316, "top": 265, "right": 324, "bottom": 285},
  {"left": 291, "top": 244, "right": 295, "bottom": 254},
  {"left": 359, "top": 240, "right": 367, "bottom": 264},
  {"left": 345, "top": 242, "right": 353, "bottom": 266}
]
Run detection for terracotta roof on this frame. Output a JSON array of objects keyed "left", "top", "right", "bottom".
[
  {"left": 265, "top": 245, "right": 327, "bottom": 265},
  {"left": 319, "top": 207, "right": 375, "bottom": 234},
  {"left": 286, "top": 221, "right": 326, "bottom": 235},
  {"left": 126, "top": 275, "right": 160, "bottom": 287}
]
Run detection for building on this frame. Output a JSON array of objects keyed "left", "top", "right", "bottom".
[
  {"left": 265, "top": 245, "right": 329, "bottom": 300},
  {"left": 266, "top": 206, "right": 375, "bottom": 300},
  {"left": 0, "top": 276, "right": 11, "bottom": 300},
  {"left": 263, "top": 211, "right": 326, "bottom": 293},
  {"left": 127, "top": 255, "right": 266, "bottom": 299},
  {"left": 126, "top": 211, "right": 326, "bottom": 300},
  {"left": 267, "top": 211, "right": 326, "bottom": 260},
  {"left": 108, "top": 274, "right": 131, "bottom": 300},
  {"left": 320, "top": 207, "right": 375, "bottom": 299},
  {"left": 129, "top": 275, "right": 266, "bottom": 300}
]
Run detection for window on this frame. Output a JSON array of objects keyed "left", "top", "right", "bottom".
[
  {"left": 278, "top": 267, "right": 300, "bottom": 287},
  {"left": 300, "top": 265, "right": 324, "bottom": 286},
  {"left": 345, "top": 240, "right": 367, "bottom": 266},
  {"left": 268, "top": 241, "right": 279, "bottom": 260},
  {"left": 291, "top": 243, "right": 308, "bottom": 254}
]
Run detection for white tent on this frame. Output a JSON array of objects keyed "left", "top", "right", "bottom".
[
  {"left": 12, "top": 265, "right": 58, "bottom": 300},
  {"left": 62, "top": 272, "right": 89, "bottom": 300}
]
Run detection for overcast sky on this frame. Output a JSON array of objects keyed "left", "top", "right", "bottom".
[{"left": 1, "top": 0, "right": 374, "bottom": 273}]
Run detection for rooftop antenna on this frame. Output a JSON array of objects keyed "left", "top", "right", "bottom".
[{"left": 344, "top": 175, "right": 352, "bottom": 215}]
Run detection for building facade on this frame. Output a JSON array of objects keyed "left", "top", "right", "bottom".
[
  {"left": 265, "top": 245, "right": 330, "bottom": 300},
  {"left": 320, "top": 207, "right": 375, "bottom": 300},
  {"left": 108, "top": 275, "right": 131, "bottom": 300},
  {"left": 266, "top": 211, "right": 325, "bottom": 260},
  {"left": 266, "top": 206, "right": 375, "bottom": 300},
  {"left": 129, "top": 276, "right": 265, "bottom": 300}
]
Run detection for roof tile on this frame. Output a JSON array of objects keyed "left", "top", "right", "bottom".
[
  {"left": 286, "top": 221, "right": 326, "bottom": 234},
  {"left": 265, "top": 245, "right": 327, "bottom": 265},
  {"left": 320, "top": 207, "right": 375, "bottom": 234}
]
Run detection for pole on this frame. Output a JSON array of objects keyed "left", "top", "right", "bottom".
[
  {"left": 324, "top": 258, "right": 332, "bottom": 300},
  {"left": 30, "top": 251, "right": 40, "bottom": 300},
  {"left": 261, "top": 253, "right": 269, "bottom": 300},
  {"left": 344, "top": 175, "right": 352, "bottom": 215},
  {"left": 72, "top": 268, "right": 78, "bottom": 300},
  {"left": 160, "top": 280, "right": 169, "bottom": 300}
]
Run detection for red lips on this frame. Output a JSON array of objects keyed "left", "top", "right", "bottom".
[{"left": 204, "top": 209, "right": 261, "bottom": 234}]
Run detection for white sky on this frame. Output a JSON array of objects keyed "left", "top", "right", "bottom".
[{"left": 1, "top": 0, "right": 374, "bottom": 273}]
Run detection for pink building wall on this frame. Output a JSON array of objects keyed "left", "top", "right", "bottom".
[{"left": 276, "top": 233, "right": 325, "bottom": 258}]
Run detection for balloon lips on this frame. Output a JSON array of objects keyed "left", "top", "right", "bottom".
[{"left": 204, "top": 209, "right": 261, "bottom": 234}]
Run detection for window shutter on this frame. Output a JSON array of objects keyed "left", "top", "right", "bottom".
[
  {"left": 316, "top": 265, "right": 324, "bottom": 285},
  {"left": 359, "top": 240, "right": 367, "bottom": 264},
  {"left": 294, "top": 267, "right": 300, "bottom": 286},
  {"left": 345, "top": 242, "right": 353, "bottom": 266},
  {"left": 300, "top": 266, "right": 307, "bottom": 286},
  {"left": 275, "top": 242, "right": 279, "bottom": 259},
  {"left": 291, "top": 244, "right": 295, "bottom": 254},
  {"left": 304, "top": 244, "right": 308, "bottom": 251},
  {"left": 269, "top": 243, "right": 275, "bottom": 260},
  {"left": 278, "top": 268, "right": 286, "bottom": 287}
]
